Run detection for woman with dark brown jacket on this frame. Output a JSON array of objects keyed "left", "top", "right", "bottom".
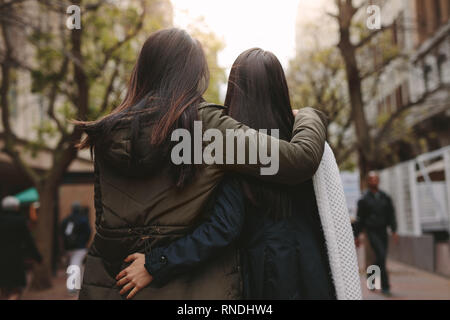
[{"left": 77, "top": 28, "right": 327, "bottom": 300}]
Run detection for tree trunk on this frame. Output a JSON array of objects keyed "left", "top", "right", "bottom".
[
  {"left": 30, "top": 183, "right": 57, "bottom": 290},
  {"left": 337, "top": 27, "right": 373, "bottom": 186}
]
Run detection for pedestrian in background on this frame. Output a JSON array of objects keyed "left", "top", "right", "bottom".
[
  {"left": 0, "top": 196, "right": 42, "bottom": 300},
  {"left": 61, "top": 201, "right": 91, "bottom": 291},
  {"left": 354, "top": 171, "right": 399, "bottom": 296}
]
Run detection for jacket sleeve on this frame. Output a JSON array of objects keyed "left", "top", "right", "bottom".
[
  {"left": 386, "top": 194, "right": 397, "bottom": 233},
  {"left": 199, "top": 104, "right": 327, "bottom": 185},
  {"left": 144, "top": 178, "right": 245, "bottom": 287}
]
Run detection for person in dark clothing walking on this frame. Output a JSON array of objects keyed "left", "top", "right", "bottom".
[
  {"left": 61, "top": 202, "right": 91, "bottom": 252},
  {"left": 61, "top": 202, "right": 91, "bottom": 291},
  {"left": 0, "top": 196, "right": 42, "bottom": 300},
  {"left": 355, "top": 171, "right": 398, "bottom": 296}
]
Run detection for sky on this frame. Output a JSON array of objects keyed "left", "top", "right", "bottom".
[{"left": 171, "top": 0, "right": 302, "bottom": 70}]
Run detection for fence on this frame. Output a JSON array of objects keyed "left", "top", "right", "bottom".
[{"left": 378, "top": 146, "right": 450, "bottom": 236}]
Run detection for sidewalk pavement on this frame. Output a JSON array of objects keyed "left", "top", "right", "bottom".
[
  {"left": 21, "top": 259, "right": 450, "bottom": 300},
  {"left": 361, "top": 259, "right": 450, "bottom": 300},
  {"left": 21, "top": 269, "right": 78, "bottom": 300}
]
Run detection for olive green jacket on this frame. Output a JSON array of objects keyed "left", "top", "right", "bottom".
[{"left": 79, "top": 103, "right": 327, "bottom": 300}]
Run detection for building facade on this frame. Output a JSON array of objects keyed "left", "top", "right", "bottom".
[
  {"left": 364, "top": 0, "right": 450, "bottom": 161},
  {"left": 293, "top": 0, "right": 450, "bottom": 275},
  {"left": 361, "top": 0, "right": 450, "bottom": 276}
]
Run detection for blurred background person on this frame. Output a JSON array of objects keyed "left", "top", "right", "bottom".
[
  {"left": 354, "top": 172, "right": 399, "bottom": 296},
  {"left": 0, "top": 196, "right": 42, "bottom": 300},
  {"left": 61, "top": 202, "right": 91, "bottom": 279}
]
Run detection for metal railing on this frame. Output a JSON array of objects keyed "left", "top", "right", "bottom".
[{"left": 378, "top": 146, "right": 450, "bottom": 236}]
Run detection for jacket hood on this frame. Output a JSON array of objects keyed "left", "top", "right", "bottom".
[
  {"left": 94, "top": 98, "right": 169, "bottom": 178},
  {"left": 97, "top": 123, "right": 170, "bottom": 178}
]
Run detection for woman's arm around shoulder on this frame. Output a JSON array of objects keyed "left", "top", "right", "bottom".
[
  {"left": 145, "top": 176, "right": 245, "bottom": 287},
  {"left": 115, "top": 176, "right": 245, "bottom": 298},
  {"left": 198, "top": 103, "right": 327, "bottom": 185}
]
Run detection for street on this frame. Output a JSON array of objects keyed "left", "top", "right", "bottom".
[
  {"left": 20, "top": 259, "right": 450, "bottom": 300},
  {"left": 360, "top": 260, "right": 450, "bottom": 300}
]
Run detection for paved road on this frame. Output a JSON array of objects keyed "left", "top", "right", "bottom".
[
  {"left": 361, "top": 260, "right": 450, "bottom": 300},
  {"left": 21, "top": 269, "right": 77, "bottom": 300},
  {"left": 20, "top": 260, "right": 450, "bottom": 300}
]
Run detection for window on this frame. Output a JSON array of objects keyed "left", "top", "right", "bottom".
[
  {"left": 386, "top": 94, "right": 392, "bottom": 114},
  {"left": 434, "top": 0, "right": 442, "bottom": 28},
  {"left": 415, "top": 0, "right": 450, "bottom": 46},
  {"left": 395, "top": 86, "right": 403, "bottom": 110},
  {"left": 416, "top": 0, "right": 427, "bottom": 45},
  {"left": 439, "top": 0, "right": 450, "bottom": 23}
]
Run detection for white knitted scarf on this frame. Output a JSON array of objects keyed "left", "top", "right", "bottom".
[{"left": 312, "top": 143, "right": 362, "bottom": 300}]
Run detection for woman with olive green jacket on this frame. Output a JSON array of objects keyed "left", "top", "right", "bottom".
[{"left": 79, "top": 103, "right": 327, "bottom": 300}]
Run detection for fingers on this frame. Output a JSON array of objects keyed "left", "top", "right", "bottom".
[
  {"left": 124, "top": 253, "right": 137, "bottom": 263},
  {"left": 127, "top": 286, "right": 140, "bottom": 300},
  {"left": 119, "top": 281, "right": 134, "bottom": 296},
  {"left": 116, "top": 253, "right": 139, "bottom": 280},
  {"left": 118, "top": 279, "right": 141, "bottom": 299},
  {"left": 116, "top": 275, "right": 130, "bottom": 287},
  {"left": 116, "top": 268, "right": 128, "bottom": 281}
]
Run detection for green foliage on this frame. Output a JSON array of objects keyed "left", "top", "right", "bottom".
[
  {"left": 12, "top": 0, "right": 226, "bottom": 165},
  {"left": 287, "top": 46, "right": 355, "bottom": 168},
  {"left": 26, "top": 0, "right": 173, "bottom": 146}
]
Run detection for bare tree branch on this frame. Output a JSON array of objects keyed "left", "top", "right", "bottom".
[
  {"left": 0, "top": 18, "right": 40, "bottom": 184},
  {"left": 356, "top": 25, "right": 389, "bottom": 49},
  {"left": 360, "top": 53, "right": 406, "bottom": 79},
  {"left": 374, "top": 83, "right": 450, "bottom": 143},
  {"left": 92, "top": 2, "right": 147, "bottom": 79},
  {"left": 100, "top": 63, "right": 120, "bottom": 113},
  {"left": 47, "top": 57, "right": 69, "bottom": 135},
  {"left": 0, "top": 0, "right": 29, "bottom": 11}
]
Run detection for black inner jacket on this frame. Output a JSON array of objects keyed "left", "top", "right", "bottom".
[{"left": 239, "top": 179, "right": 335, "bottom": 299}]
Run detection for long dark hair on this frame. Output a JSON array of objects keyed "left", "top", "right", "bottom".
[
  {"left": 225, "top": 48, "right": 296, "bottom": 219},
  {"left": 77, "top": 28, "right": 209, "bottom": 187}
]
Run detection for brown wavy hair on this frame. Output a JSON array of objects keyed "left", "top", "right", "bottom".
[{"left": 76, "top": 28, "right": 209, "bottom": 187}]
